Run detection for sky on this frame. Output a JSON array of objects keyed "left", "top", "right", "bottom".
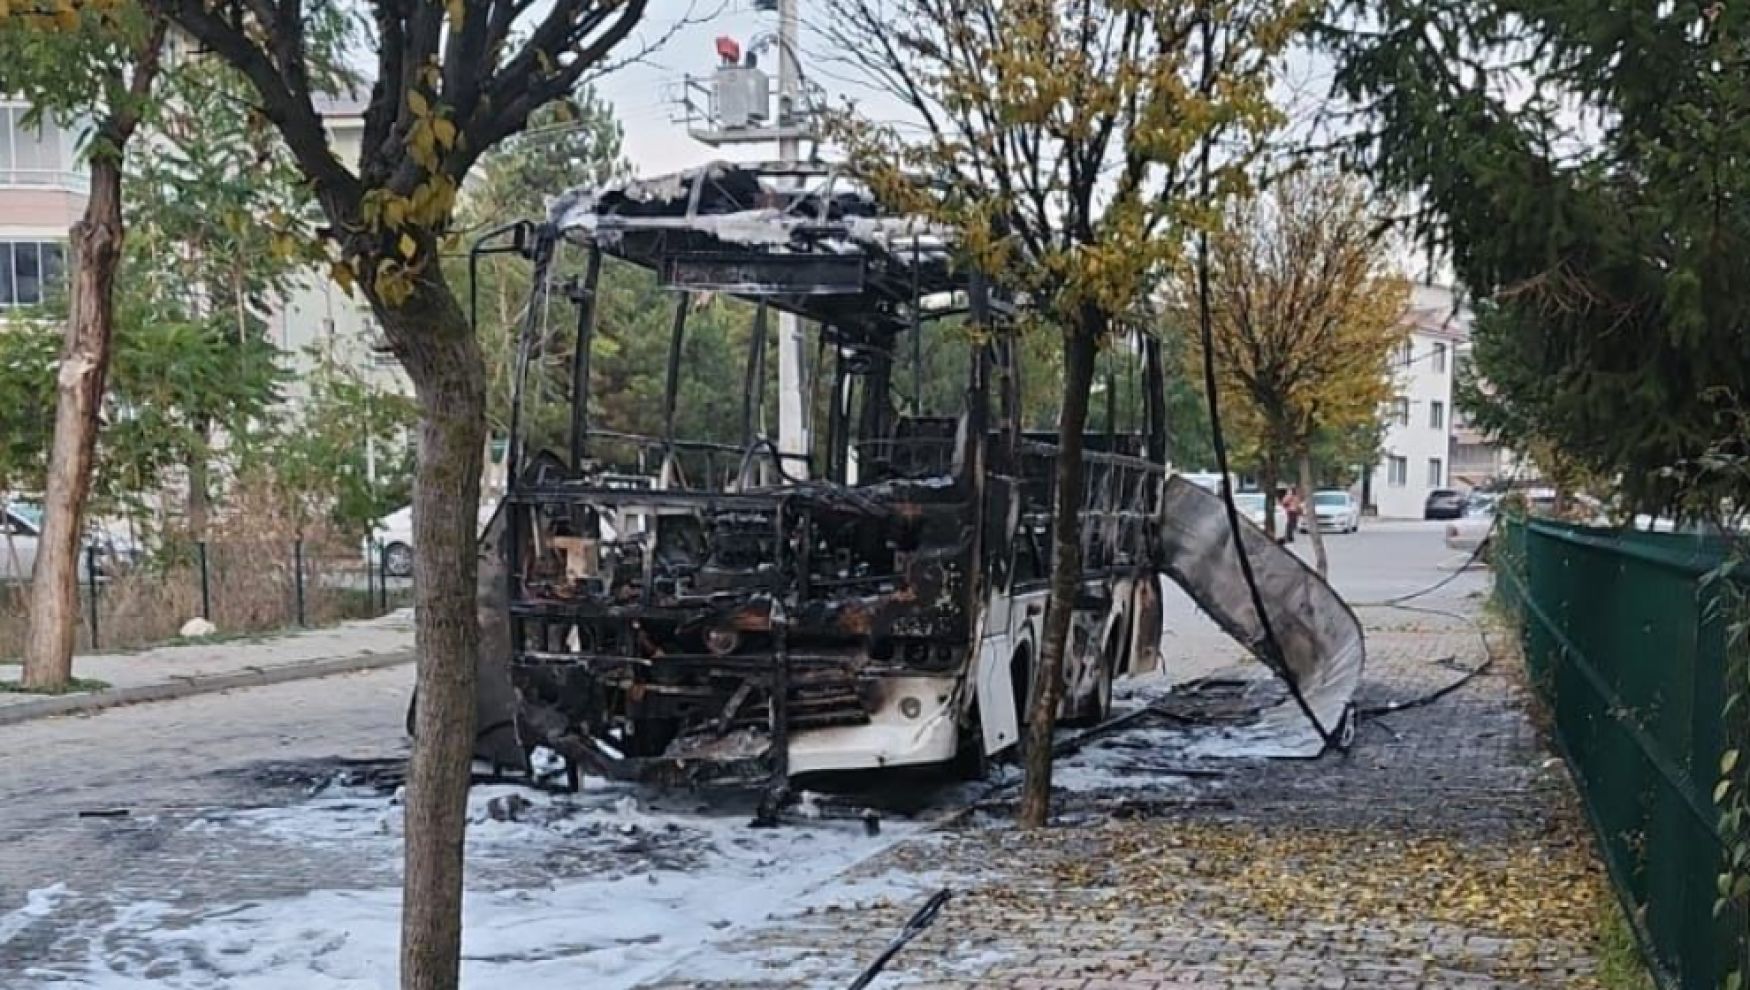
[
  {"left": 577, "top": 3, "right": 1459, "bottom": 286},
  {"left": 593, "top": 2, "right": 799, "bottom": 175},
  {"left": 593, "top": 5, "right": 1350, "bottom": 177}
]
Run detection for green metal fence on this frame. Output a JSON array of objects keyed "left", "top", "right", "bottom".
[{"left": 1496, "top": 517, "right": 1749, "bottom": 989}]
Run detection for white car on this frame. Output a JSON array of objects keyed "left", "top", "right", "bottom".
[
  {"left": 1305, "top": 490, "right": 1361, "bottom": 534},
  {"left": 369, "top": 501, "right": 505, "bottom": 578},
  {"left": 1445, "top": 503, "right": 1495, "bottom": 553},
  {"left": 1, "top": 502, "right": 137, "bottom": 581},
  {"left": 1233, "top": 491, "right": 1288, "bottom": 535},
  {"left": 2, "top": 502, "right": 41, "bottom": 581}
]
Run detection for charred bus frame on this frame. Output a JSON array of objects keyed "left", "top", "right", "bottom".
[{"left": 476, "top": 164, "right": 1171, "bottom": 813}]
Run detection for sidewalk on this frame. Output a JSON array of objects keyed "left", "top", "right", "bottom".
[{"left": 0, "top": 610, "right": 414, "bottom": 724}]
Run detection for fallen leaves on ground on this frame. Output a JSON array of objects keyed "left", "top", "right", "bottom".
[{"left": 868, "top": 813, "right": 1616, "bottom": 987}]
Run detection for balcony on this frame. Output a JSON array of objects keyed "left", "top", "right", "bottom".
[
  {"left": 0, "top": 104, "right": 90, "bottom": 196},
  {"left": 0, "top": 167, "right": 89, "bottom": 193}
]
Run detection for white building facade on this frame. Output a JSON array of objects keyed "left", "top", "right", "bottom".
[
  {"left": 0, "top": 100, "right": 85, "bottom": 314},
  {"left": 268, "top": 93, "right": 410, "bottom": 399},
  {"left": 1367, "top": 283, "right": 1470, "bottom": 519}
]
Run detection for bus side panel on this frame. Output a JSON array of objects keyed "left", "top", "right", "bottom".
[
  {"left": 1128, "top": 576, "right": 1163, "bottom": 675},
  {"left": 974, "top": 633, "right": 1021, "bottom": 755}
]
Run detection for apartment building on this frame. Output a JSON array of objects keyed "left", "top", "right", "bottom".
[
  {"left": 1367, "top": 283, "right": 1470, "bottom": 518},
  {"left": 266, "top": 92, "right": 410, "bottom": 398},
  {"left": 5, "top": 83, "right": 402, "bottom": 385},
  {"left": 5, "top": 83, "right": 411, "bottom": 518},
  {"left": 0, "top": 100, "right": 84, "bottom": 312},
  {"left": 1446, "top": 345, "right": 1530, "bottom": 489}
]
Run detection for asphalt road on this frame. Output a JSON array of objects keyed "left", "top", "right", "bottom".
[
  {"left": 0, "top": 665, "right": 416, "bottom": 919},
  {"left": 1300, "top": 518, "right": 1488, "bottom": 604}
]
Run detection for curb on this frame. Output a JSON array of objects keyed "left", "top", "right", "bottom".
[{"left": 0, "top": 649, "right": 416, "bottom": 727}]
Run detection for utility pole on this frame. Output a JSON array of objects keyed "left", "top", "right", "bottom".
[
  {"left": 774, "top": 0, "right": 809, "bottom": 476},
  {"left": 676, "top": 2, "right": 818, "bottom": 476}
]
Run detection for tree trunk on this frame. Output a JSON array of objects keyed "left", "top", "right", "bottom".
[
  {"left": 1299, "top": 451, "right": 1328, "bottom": 577},
  {"left": 384, "top": 280, "right": 487, "bottom": 990},
  {"left": 22, "top": 156, "right": 126, "bottom": 690},
  {"left": 1018, "top": 324, "right": 1100, "bottom": 829}
]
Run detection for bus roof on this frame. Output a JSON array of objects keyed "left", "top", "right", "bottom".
[{"left": 548, "top": 163, "right": 984, "bottom": 337}]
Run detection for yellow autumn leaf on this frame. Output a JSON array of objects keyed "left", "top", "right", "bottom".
[
  {"left": 1724, "top": 749, "right": 1740, "bottom": 775},
  {"left": 432, "top": 117, "right": 458, "bottom": 150},
  {"left": 383, "top": 196, "right": 409, "bottom": 230},
  {"left": 408, "top": 122, "right": 439, "bottom": 171},
  {"left": 330, "top": 260, "right": 357, "bottom": 297},
  {"left": 407, "top": 89, "right": 430, "bottom": 118},
  {"left": 408, "top": 182, "right": 432, "bottom": 221},
  {"left": 445, "top": 0, "right": 464, "bottom": 26},
  {"left": 398, "top": 233, "right": 418, "bottom": 260},
  {"left": 376, "top": 259, "right": 414, "bottom": 307}
]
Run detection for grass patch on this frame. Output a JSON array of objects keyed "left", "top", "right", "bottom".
[
  {"left": 1594, "top": 896, "right": 1656, "bottom": 990},
  {"left": 0, "top": 676, "right": 112, "bottom": 695}
]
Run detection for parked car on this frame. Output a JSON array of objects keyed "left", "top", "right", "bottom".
[
  {"left": 1233, "top": 491, "right": 1288, "bottom": 535},
  {"left": 369, "top": 501, "right": 504, "bottom": 578},
  {"left": 1424, "top": 488, "right": 1468, "bottom": 520},
  {"left": 2, "top": 502, "right": 41, "bottom": 582},
  {"left": 1, "top": 502, "right": 138, "bottom": 581},
  {"left": 1445, "top": 502, "right": 1495, "bottom": 553},
  {"left": 1302, "top": 490, "right": 1360, "bottom": 533}
]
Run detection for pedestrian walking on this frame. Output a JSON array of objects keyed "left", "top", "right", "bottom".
[{"left": 1281, "top": 486, "right": 1302, "bottom": 544}]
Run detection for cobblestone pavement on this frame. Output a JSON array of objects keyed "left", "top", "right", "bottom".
[
  {"left": 642, "top": 575, "right": 1612, "bottom": 988},
  {"left": 0, "top": 665, "right": 416, "bottom": 972}
]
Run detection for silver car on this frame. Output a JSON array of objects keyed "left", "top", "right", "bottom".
[
  {"left": 1445, "top": 503, "right": 1496, "bottom": 553},
  {"left": 2, "top": 503, "right": 142, "bottom": 581},
  {"left": 2, "top": 502, "right": 40, "bottom": 581},
  {"left": 1233, "top": 491, "right": 1288, "bottom": 534},
  {"left": 1305, "top": 490, "right": 1361, "bottom": 534}
]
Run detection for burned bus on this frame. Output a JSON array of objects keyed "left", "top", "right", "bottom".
[{"left": 464, "top": 163, "right": 1178, "bottom": 807}]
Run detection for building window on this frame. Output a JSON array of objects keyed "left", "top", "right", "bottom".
[
  {"left": 1392, "top": 397, "right": 1410, "bottom": 427},
  {"left": 0, "top": 241, "right": 67, "bottom": 307},
  {"left": 1388, "top": 455, "right": 1407, "bottom": 487},
  {"left": 1428, "top": 457, "right": 1444, "bottom": 487},
  {"left": 1430, "top": 400, "right": 1445, "bottom": 430},
  {"left": 1433, "top": 342, "right": 1448, "bottom": 373},
  {"left": 0, "top": 106, "right": 70, "bottom": 185}
]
